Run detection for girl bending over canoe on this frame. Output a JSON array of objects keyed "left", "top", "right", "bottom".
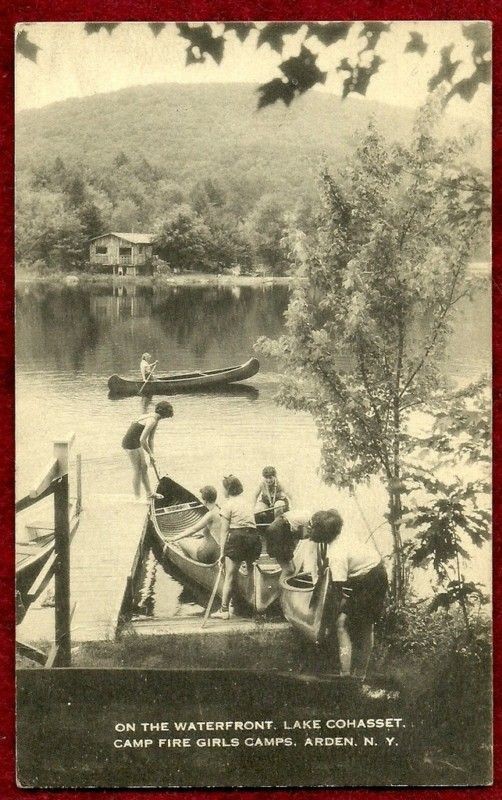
[
  {"left": 309, "top": 509, "right": 388, "bottom": 681},
  {"left": 122, "top": 400, "right": 173, "bottom": 500},
  {"left": 264, "top": 507, "right": 312, "bottom": 578},
  {"left": 211, "top": 475, "right": 262, "bottom": 620},
  {"left": 176, "top": 485, "right": 220, "bottom": 564}
]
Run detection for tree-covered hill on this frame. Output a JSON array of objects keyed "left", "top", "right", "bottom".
[
  {"left": 16, "top": 83, "right": 420, "bottom": 192},
  {"left": 15, "top": 83, "right": 489, "bottom": 273}
]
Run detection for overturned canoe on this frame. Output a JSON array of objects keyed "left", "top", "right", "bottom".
[
  {"left": 280, "top": 568, "right": 333, "bottom": 645},
  {"left": 150, "top": 476, "right": 281, "bottom": 613},
  {"left": 108, "top": 357, "right": 259, "bottom": 396}
]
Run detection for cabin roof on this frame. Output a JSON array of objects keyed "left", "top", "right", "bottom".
[{"left": 89, "top": 232, "right": 156, "bottom": 244}]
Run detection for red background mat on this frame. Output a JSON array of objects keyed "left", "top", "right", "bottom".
[{"left": 0, "top": 2, "right": 499, "bottom": 798}]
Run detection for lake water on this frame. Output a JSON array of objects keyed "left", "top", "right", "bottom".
[{"left": 15, "top": 280, "right": 491, "bottom": 616}]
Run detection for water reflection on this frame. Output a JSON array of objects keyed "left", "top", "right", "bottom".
[
  {"left": 133, "top": 544, "right": 205, "bottom": 619},
  {"left": 108, "top": 384, "right": 260, "bottom": 402},
  {"left": 16, "top": 280, "right": 491, "bottom": 620},
  {"left": 15, "top": 283, "right": 291, "bottom": 374}
]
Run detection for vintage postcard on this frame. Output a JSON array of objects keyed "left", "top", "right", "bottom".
[{"left": 14, "top": 21, "right": 492, "bottom": 787}]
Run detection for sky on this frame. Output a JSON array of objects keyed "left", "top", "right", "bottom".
[{"left": 15, "top": 21, "right": 491, "bottom": 118}]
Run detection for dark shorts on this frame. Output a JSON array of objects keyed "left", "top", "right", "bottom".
[
  {"left": 224, "top": 528, "right": 262, "bottom": 564},
  {"left": 265, "top": 523, "right": 299, "bottom": 563},
  {"left": 343, "top": 562, "right": 388, "bottom": 624}
]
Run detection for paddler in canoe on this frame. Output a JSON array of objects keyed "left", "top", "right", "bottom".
[
  {"left": 122, "top": 400, "right": 174, "bottom": 500},
  {"left": 140, "top": 352, "right": 158, "bottom": 383},
  {"left": 173, "top": 485, "right": 221, "bottom": 564},
  {"left": 308, "top": 509, "right": 388, "bottom": 681},
  {"left": 211, "top": 474, "right": 262, "bottom": 620},
  {"left": 253, "top": 466, "right": 292, "bottom": 516}
]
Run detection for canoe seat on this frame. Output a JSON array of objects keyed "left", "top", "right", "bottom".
[
  {"left": 286, "top": 574, "right": 315, "bottom": 589},
  {"left": 156, "top": 502, "right": 205, "bottom": 516}
]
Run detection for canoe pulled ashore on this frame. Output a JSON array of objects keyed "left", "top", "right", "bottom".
[
  {"left": 108, "top": 357, "right": 259, "bottom": 396},
  {"left": 280, "top": 568, "right": 333, "bottom": 645},
  {"left": 150, "top": 476, "right": 281, "bottom": 613}
]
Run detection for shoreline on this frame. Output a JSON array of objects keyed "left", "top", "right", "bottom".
[
  {"left": 15, "top": 271, "right": 294, "bottom": 288},
  {"left": 15, "top": 260, "right": 490, "bottom": 289}
]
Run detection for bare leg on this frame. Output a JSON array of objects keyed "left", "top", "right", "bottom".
[
  {"left": 127, "top": 450, "right": 142, "bottom": 498},
  {"left": 178, "top": 537, "right": 201, "bottom": 560},
  {"left": 352, "top": 621, "right": 374, "bottom": 680},
  {"left": 138, "top": 450, "right": 153, "bottom": 496},
  {"left": 336, "top": 612, "right": 353, "bottom": 676},
  {"left": 221, "top": 558, "right": 239, "bottom": 610}
]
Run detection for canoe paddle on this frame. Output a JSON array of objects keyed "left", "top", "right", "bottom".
[
  {"left": 138, "top": 361, "right": 158, "bottom": 395},
  {"left": 201, "top": 563, "right": 223, "bottom": 628}
]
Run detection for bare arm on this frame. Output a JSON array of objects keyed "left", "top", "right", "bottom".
[
  {"left": 171, "top": 511, "right": 212, "bottom": 542},
  {"left": 140, "top": 418, "right": 157, "bottom": 459},
  {"left": 141, "top": 361, "right": 158, "bottom": 381},
  {"left": 282, "top": 484, "right": 293, "bottom": 505},
  {"left": 179, "top": 511, "right": 211, "bottom": 539}
]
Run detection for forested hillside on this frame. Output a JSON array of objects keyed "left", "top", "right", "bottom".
[{"left": 16, "top": 83, "right": 489, "bottom": 273}]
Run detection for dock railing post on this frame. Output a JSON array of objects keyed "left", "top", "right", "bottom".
[
  {"left": 53, "top": 434, "right": 75, "bottom": 667},
  {"left": 76, "top": 453, "right": 82, "bottom": 516}
]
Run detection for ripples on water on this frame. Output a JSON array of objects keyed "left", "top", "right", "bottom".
[{"left": 15, "top": 281, "right": 491, "bottom": 615}]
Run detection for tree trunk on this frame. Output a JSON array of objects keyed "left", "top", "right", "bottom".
[
  {"left": 455, "top": 545, "right": 472, "bottom": 638},
  {"left": 389, "top": 487, "right": 404, "bottom": 604},
  {"left": 390, "top": 319, "right": 406, "bottom": 605}
]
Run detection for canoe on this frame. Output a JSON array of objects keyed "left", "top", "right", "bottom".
[
  {"left": 280, "top": 568, "right": 333, "bottom": 645},
  {"left": 108, "top": 357, "right": 260, "bottom": 396},
  {"left": 150, "top": 476, "right": 281, "bottom": 613}
]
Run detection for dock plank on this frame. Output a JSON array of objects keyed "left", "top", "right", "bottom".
[
  {"left": 17, "top": 494, "right": 149, "bottom": 645},
  {"left": 70, "top": 495, "right": 148, "bottom": 641}
]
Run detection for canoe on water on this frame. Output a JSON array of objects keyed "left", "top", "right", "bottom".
[
  {"left": 108, "top": 357, "right": 260, "bottom": 396},
  {"left": 280, "top": 568, "right": 334, "bottom": 645},
  {"left": 149, "top": 476, "right": 282, "bottom": 613}
]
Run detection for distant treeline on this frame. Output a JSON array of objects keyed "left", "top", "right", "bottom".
[{"left": 16, "top": 152, "right": 316, "bottom": 275}]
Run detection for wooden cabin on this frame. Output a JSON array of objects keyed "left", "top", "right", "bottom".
[{"left": 88, "top": 232, "right": 156, "bottom": 277}]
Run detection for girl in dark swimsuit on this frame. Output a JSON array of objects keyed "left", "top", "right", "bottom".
[{"left": 122, "top": 401, "right": 173, "bottom": 499}]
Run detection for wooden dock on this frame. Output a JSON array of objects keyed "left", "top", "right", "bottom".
[{"left": 17, "top": 494, "right": 149, "bottom": 645}]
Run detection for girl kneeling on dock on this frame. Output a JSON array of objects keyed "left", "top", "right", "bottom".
[
  {"left": 211, "top": 475, "right": 262, "bottom": 620},
  {"left": 122, "top": 401, "right": 174, "bottom": 500},
  {"left": 309, "top": 510, "right": 388, "bottom": 681}
]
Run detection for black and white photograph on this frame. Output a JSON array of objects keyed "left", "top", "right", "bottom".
[{"left": 14, "top": 20, "right": 491, "bottom": 788}]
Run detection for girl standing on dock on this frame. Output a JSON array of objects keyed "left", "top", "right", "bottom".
[
  {"left": 211, "top": 475, "right": 262, "bottom": 620},
  {"left": 122, "top": 401, "right": 174, "bottom": 500}
]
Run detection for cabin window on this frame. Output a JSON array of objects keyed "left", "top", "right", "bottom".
[
  {"left": 119, "top": 247, "right": 132, "bottom": 255},
  {"left": 138, "top": 245, "right": 143, "bottom": 253},
  {"left": 96, "top": 246, "right": 107, "bottom": 254}
]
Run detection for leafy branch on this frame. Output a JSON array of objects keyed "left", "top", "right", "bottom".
[{"left": 16, "top": 21, "right": 491, "bottom": 108}]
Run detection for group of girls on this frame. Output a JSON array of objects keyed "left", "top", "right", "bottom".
[{"left": 121, "top": 397, "right": 388, "bottom": 679}]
